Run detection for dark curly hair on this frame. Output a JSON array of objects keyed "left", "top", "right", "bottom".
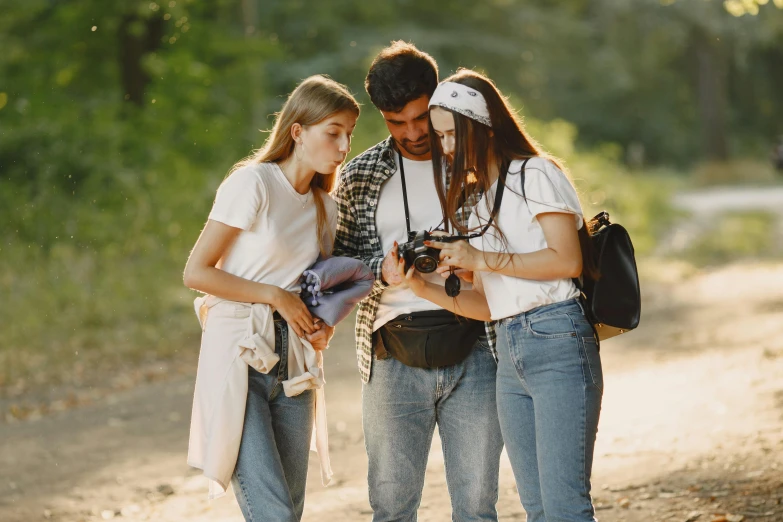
[{"left": 365, "top": 41, "right": 438, "bottom": 112}]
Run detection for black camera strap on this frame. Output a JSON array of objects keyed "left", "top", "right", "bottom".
[
  {"left": 397, "top": 150, "right": 414, "bottom": 237},
  {"left": 472, "top": 157, "right": 530, "bottom": 239},
  {"left": 396, "top": 149, "right": 530, "bottom": 241}
]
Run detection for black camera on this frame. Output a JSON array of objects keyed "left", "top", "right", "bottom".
[
  {"left": 398, "top": 230, "right": 464, "bottom": 273},
  {"left": 398, "top": 230, "right": 440, "bottom": 273},
  {"left": 398, "top": 230, "right": 468, "bottom": 297}
]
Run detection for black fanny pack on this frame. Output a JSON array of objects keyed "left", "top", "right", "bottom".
[{"left": 375, "top": 309, "right": 485, "bottom": 369}]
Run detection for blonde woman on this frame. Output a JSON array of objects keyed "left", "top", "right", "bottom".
[{"left": 183, "top": 75, "right": 359, "bottom": 521}]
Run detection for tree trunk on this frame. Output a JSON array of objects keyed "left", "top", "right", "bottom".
[
  {"left": 694, "top": 30, "right": 729, "bottom": 161},
  {"left": 242, "top": 0, "right": 265, "bottom": 134},
  {"left": 119, "top": 14, "right": 164, "bottom": 106}
]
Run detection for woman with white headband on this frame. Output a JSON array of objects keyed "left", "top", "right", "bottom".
[{"left": 399, "top": 68, "right": 603, "bottom": 522}]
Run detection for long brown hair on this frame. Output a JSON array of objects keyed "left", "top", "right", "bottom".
[
  {"left": 430, "top": 69, "right": 599, "bottom": 280},
  {"left": 231, "top": 75, "right": 360, "bottom": 257}
]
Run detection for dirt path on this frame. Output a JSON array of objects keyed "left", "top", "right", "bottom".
[{"left": 2, "top": 260, "right": 783, "bottom": 522}]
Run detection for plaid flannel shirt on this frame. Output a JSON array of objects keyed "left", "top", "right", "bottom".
[{"left": 332, "top": 136, "right": 496, "bottom": 383}]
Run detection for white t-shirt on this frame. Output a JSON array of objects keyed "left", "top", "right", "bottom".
[
  {"left": 468, "top": 157, "right": 583, "bottom": 320},
  {"left": 373, "top": 155, "right": 447, "bottom": 331},
  {"left": 208, "top": 162, "right": 337, "bottom": 293}
]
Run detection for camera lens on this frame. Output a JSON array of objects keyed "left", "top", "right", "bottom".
[{"left": 414, "top": 255, "right": 438, "bottom": 273}]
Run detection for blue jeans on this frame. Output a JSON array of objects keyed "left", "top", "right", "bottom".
[
  {"left": 231, "top": 315, "right": 315, "bottom": 522},
  {"left": 363, "top": 339, "right": 504, "bottom": 522},
  {"left": 495, "top": 298, "right": 603, "bottom": 522}
]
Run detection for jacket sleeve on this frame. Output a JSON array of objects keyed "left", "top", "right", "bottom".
[{"left": 332, "top": 168, "right": 386, "bottom": 284}]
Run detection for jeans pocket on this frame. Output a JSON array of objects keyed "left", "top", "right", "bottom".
[
  {"left": 527, "top": 313, "right": 578, "bottom": 339},
  {"left": 581, "top": 336, "right": 603, "bottom": 392}
]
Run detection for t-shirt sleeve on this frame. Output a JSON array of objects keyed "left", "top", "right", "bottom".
[
  {"left": 208, "top": 166, "right": 266, "bottom": 230},
  {"left": 523, "top": 159, "right": 584, "bottom": 229}
]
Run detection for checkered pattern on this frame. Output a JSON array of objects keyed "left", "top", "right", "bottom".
[{"left": 332, "top": 137, "right": 496, "bottom": 383}]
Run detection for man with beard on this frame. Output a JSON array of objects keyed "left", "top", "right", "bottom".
[{"left": 332, "top": 41, "right": 504, "bottom": 521}]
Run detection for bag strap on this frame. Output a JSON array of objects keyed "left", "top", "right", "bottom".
[
  {"left": 398, "top": 150, "right": 524, "bottom": 241},
  {"left": 497, "top": 157, "right": 531, "bottom": 211},
  {"left": 449, "top": 156, "right": 532, "bottom": 241}
]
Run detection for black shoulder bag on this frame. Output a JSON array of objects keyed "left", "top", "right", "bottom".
[{"left": 576, "top": 211, "right": 641, "bottom": 340}]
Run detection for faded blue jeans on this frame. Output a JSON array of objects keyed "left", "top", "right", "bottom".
[
  {"left": 363, "top": 338, "right": 504, "bottom": 522},
  {"left": 495, "top": 298, "right": 603, "bottom": 522},
  {"left": 231, "top": 314, "right": 315, "bottom": 522}
]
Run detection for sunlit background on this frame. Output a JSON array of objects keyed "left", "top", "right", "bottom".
[{"left": 2, "top": 1, "right": 783, "bottom": 520}]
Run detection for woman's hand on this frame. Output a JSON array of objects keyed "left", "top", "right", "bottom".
[
  {"left": 306, "top": 321, "right": 334, "bottom": 351},
  {"left": 425, "top": 239, "right": 487, "bottom": 273},
  {"left": 435, "top": 267, "right": 474, "bottom": 283},
  {"left": 273, "top": 288, "right": 317, "bottom": 338},
  {"left": 397, "top": 256, "right": 427, "bottom": 296}
]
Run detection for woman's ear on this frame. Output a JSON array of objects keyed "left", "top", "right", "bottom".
[{"left": 290, "top": 123, "right": 303, "bottom": 144}]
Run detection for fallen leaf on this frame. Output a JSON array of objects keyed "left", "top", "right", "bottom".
[
  {"left": 157, "top": 483, "right": 175, "bottom": 496},
  {"left": 8, "top": 404, "right": 29, "bottom": 421}
]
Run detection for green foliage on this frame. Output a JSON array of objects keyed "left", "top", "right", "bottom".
[{"left": 0, "top": 0, "right": 780, "bottom": 392}]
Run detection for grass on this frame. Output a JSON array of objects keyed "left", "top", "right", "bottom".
[
  {"left": 0, "top": 238, "right": 200, "bottom": 399},
  {"left": 682, "top": 211, "right": 781, "bottom": 266}
]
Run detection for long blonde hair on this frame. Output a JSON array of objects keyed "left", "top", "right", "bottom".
[{"left": 232, "top": 75, "right": 360, "bottom": 256}]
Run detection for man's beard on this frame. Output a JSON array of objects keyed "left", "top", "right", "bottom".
[{"left": 396, "top": 136, "right": 430, "bottom": 157}]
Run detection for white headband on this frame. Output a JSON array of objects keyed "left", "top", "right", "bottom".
[{"left": 428, "top": 81, "right": 491, "bottom": 127}]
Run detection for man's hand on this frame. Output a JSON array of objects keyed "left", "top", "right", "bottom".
[
  {"left": 398, "top": 255, "right": 427, "bottom": 296},
  {"left": 381, "top": 241, "right": 404, "bottom": 286}
]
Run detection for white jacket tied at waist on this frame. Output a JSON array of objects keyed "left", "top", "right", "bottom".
[{"left": 188, "top": 295, "right": 332, "bottom": 499}]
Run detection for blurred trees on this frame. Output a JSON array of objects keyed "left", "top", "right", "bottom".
[
  {"left": 1, "top": 0, "right": 781, "bottom": 187},
  {"left": 0, "top": 0, "right": 781, "bottom": 268}
]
